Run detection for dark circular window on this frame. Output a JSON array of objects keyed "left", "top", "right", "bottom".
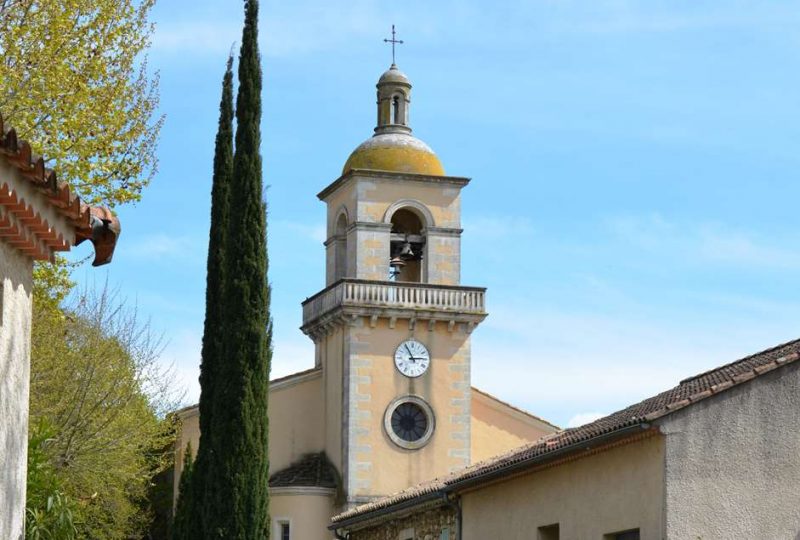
[
  {"left": 384, "top": 396, "right": 435, "bottom": 449},
  {"left": 391, "top": 401, "right": 428, "bottom": 442}
]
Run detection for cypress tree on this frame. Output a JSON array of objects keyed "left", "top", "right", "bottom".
[
  {"left": 207, "top": 0, "right": 271, "bottom": 537},
  {"left": 180, "top": 55, "right": 234, "bottom": 539},
  {"left": 172, "top": 445, "right": 194, "bottom": 540}
]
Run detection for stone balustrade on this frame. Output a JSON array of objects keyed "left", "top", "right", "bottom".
[{"left": 302, "top": 279, "right": 486, "bottom": 332}]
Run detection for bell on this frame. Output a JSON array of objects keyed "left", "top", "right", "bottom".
[
  {"left": 389, "top": 256, "right": 406, "bottom": 268},
  {"left": 399, "top": 241, "right": 414, "bottom": 260}
]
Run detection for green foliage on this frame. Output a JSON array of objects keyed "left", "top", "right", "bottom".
[
  {"left": 0, "top": 0, "right": 163, "bottom": 206},
  {"left": 196, "top": 1, "right": 272, "bottom": 536},
  {"left": 171, "top": 444, "right": 194, "bottom": 540},
  {"left": 25, "top": 420, "right": 78, "bottom": 540},
  {"left": 182, "top": 55, "right": 234, "bottom": 539},
  {"left": 29, "top": 283, "right": 182, "bottom": 539}
]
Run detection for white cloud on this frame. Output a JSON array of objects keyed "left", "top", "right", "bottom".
[
  {"left": 123, "top": 233, "right": 203, "bottom": 261},
  {"left": 152, "top": 0, "right": 388, "bottom": 59},
  {"left": 607, "top": 213, "right": 800, "bottom": 270},
  {"left": 567, "top": 412, "right": 606, "bottom": 428},
  {"left": 159, "top": 329, "right": 202, "bottom": 405},
  {"left": 463, "top": 215, "right": 535, "bottom": 238},
  {"left": 470, "top": 299, "right": 799, "bottom": 427},
  {"left": 275, "top": 220, "right": 326, "bottom": 244}
]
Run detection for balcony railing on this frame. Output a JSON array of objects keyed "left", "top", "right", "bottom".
[{"left": 302, "top": 279, "right": 486, "bottom": 326}]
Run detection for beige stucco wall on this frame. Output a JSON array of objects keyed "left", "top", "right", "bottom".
[
  {"left": 661, "top": 363, "right": 800, "bottom": 539},
  {"left": 0, "top": 238, "right": 33, "bottom": 540},
  {"left": 470, "top": 389, "right": 557, "bottom": 463},
  {"left": 341, "top": 317, "right": 472, "bottom": 502},
  {"left": 173, "top": 370, "right": 325, "bottom": 502},
  {"left": 320, "top": 327, "right": 345, "bottom": 478},
  {"left": 461, "top": 434, "right": 665, "bottom": 540},
  {"left": 271, "top": 489, "right": 337, "bottom": 540}
]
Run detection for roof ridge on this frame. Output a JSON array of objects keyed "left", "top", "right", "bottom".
[{"left": 679, "top": 336, "right": 800, "bottom": 384}]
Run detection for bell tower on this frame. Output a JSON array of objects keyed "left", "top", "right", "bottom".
[{"left": 301, "top": 64, "right": 487, "bottom": 507}]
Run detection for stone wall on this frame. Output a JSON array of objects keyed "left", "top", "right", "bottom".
[
  {"left": 348, "top": 505, "right": 456, "bottom": 540},
  {"left": 661, "top": 361, "right": 800, "bottom": 539},
  {"left": 0, "top": 238, "right": 33, "bottom": 540}
]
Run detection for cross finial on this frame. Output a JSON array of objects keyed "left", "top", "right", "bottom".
[{"left": 383, "top": 24, "right": 404, "bottom": 65}]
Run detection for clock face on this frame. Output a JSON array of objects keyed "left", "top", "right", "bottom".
[{"left": 394, "top": 339, "right": 430, "bottom": 378}]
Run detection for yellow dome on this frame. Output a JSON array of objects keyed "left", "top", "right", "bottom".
[{"left": 342, "top": 133, "right": 445, "bottom": 176}]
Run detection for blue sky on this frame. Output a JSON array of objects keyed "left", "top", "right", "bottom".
[{"left": 69, "top": 0, "right": 800, "bottom": 428}]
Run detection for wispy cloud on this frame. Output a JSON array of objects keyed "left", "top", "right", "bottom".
[
  {"left": 607, "top": 213, "right": 800, "bottom": 270},
  {"left": 152, "top": 0, "right": 387, "bottom": 58},
  {"left": 463, "top": 215, "right": 535, "bottom": 238},
  {"left": 123, "top": 233, "right": 204, "bottom": 261},
  {"left": 567, "top": 412, "right": 606, "bottom": 428},
  {"left": 471, "top": 298, "right": 798, "bottom": 426},
  {"left": 274, "top": 220, "right": 326, "bottom": 243}
]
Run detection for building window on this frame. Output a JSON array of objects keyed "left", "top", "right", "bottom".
[
  {"left": 604, "top": 529, "right": 639, "bottom": 540},
  {"left": 538, "top": 523, "right": 559, "bottom": 540},
  {"left": 392, "top": 96, "right": 401, "bottom": 124},
  {"left": 439, "top": 528, "right": 450, "bottom": 540},
  {"left": 398, "top": 527, "right": 414, "bottom": 540},
  {"left": 384, "top": 395, "right": 435, "bottom": 450},
  {"left": 277, "top": 521, "right": 290, "bottom": 540}
]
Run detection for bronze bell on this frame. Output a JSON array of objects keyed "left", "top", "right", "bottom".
[
  {"left": 389, "top": 255, "right": 406, "bottom": 268},
  {"left": 399, "top": 241, "right": 414, "bottom": 260}
]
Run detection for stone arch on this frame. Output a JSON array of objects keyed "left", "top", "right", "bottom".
[
  {"left": 384, "top": 200, "right": 433, "bottom": 283},
  {"left": 382, "top": 199, "right": 435, "bottom": 229},
  {"left": 333, "top": 205, "right": 349, "bottom": 280}
]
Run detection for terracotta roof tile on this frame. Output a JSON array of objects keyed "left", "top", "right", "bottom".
[
  {"left": 332, "top": 337, "right": 800, "bottom": 525},
  {"left": 269, "top": 452, "right": 338, "bottom": 489},
  {"left": 0, "top": 113, "right": 120, "bottom": 265}
]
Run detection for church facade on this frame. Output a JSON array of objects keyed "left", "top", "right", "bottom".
[{"left": 173, "top": 64, "right": 557, "bottom": 539}]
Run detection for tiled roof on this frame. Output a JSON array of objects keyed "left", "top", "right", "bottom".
[
  {"left": 0, "top": 113, "right": 120, "bottom": 265},
  {"left": 269, "top": 452, "right": 338, "bottom": 489},
  {"left": 332, "top": 337, "right": 800, "bottom": 525}
]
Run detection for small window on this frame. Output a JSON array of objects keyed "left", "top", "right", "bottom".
[
  {"left": 280, "top": 522, "right": 290, "bottom": 540},
  {"left": 538, "top": 523, "right": 559, "bottom": 540},
  {"left": 439, "top": 528, "right": 450, "bottom": 540},
  {"left": 604, "top": 529, "right": 639, "bottom": 540},
  {"left": 392, "top": 96, "right": 401, "bottom": 124}
]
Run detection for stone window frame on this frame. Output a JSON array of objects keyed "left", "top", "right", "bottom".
[
  {"left": 384, "top": 394, "right": 436, "bottom": 450},
  {"left": 273, "top": 517, "right": 292, "bottom": 540}
]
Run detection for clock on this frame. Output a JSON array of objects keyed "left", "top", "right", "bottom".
[{"left": 394, "top": 339, "right": 430, "bottom": 378}]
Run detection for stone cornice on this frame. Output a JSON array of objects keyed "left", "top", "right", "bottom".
[
  {"left": 269, "top": 486, "right": 336, "bottom": 497},
  {"left": 317, "top": 169, "right": 471, "bottom": 201},
  {"left": 425, "top": 226, "right": 463, "bottom": 237}
]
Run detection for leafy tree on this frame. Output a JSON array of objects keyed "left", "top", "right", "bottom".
[
  {"left": 29, "top": 282, "right": 182, "bottom": 539},
  {"left": 0, "top": 0, "right": 162, "bottom": 206},
  {"left": 200, "top": 0, "right": 272, "bottom": 536},
  {"left": 171, "top": 444, "right": 194, "bottom": 540},
  {"left": 25, "top": 420, "right": 78, "bottom": 540}
]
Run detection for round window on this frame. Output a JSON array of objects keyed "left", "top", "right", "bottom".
[{"left": 384, "top": 396, "right": 435, "bottom": 450}]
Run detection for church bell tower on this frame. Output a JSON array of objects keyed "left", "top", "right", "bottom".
[{"left": 301, "top": 63, "right": 487, "bottom": 506}]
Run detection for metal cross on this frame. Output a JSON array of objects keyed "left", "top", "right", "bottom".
[{"left": 383, "top": 24, "right": 404, "bottom": 65}]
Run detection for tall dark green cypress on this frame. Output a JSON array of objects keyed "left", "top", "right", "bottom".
[
  {"left": 180, "top": 55, "right": 234, "bottom": 539},
  {"left": 172, "top": 445, "right": 194, "bottom": 540},
  {"left": 207, "top": 0, "right": 271, "bottom": 537}
]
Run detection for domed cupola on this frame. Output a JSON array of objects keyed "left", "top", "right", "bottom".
[{"left": 342, "top": 64, "right": 445, "bottom": 176}]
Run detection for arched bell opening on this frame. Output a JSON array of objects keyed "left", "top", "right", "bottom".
[
  {"left": 389, "top": 208, "right": 426, "bottom": 282},
  {"left": 334, "top": 211, "right": 348, "bottom": 280}
]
